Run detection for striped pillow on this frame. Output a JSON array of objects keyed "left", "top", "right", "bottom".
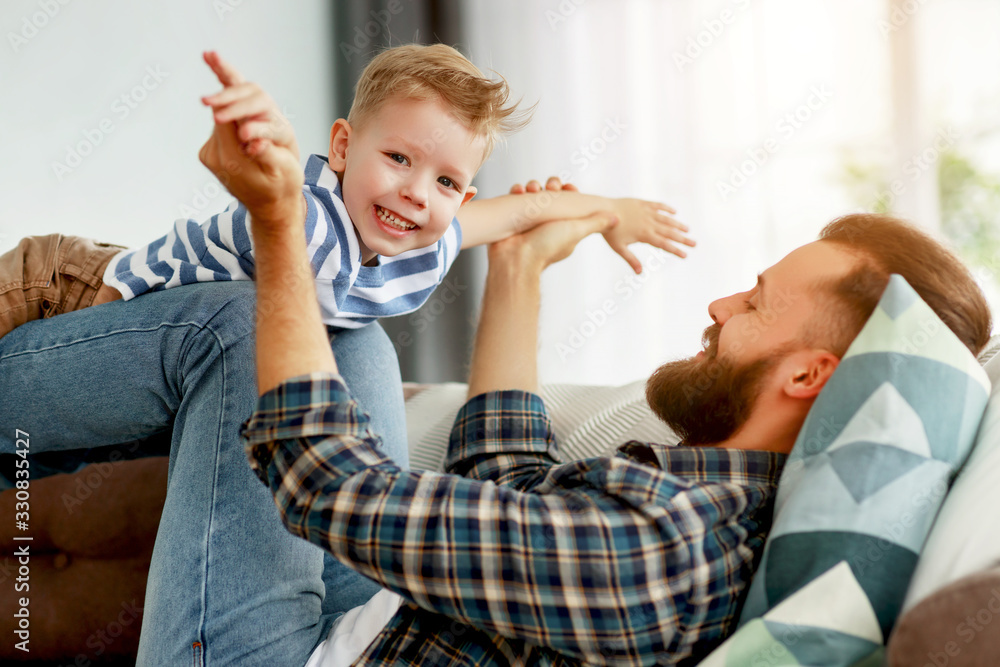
[{"left": 404, "top": 381, "right": 678, "bottom": 471}]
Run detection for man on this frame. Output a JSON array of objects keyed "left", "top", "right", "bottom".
[{"left": 207, "top": 63, "right": 991, "bottom": 667}]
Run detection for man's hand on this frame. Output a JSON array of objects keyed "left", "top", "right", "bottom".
[
  {"left": 198, "top": 52, "right": 333, "bottom": 394},
  {"left": 489, "top": 212, "right": 619, "bottom": 273},
  {"left": 501, "top": 175, "right": 616, "bottom": 270},
  {"left": 197, "top": 51, "right": 304, "bottom": 226},
  {"left": 507, "top": 177, "right": 692, "bottom": 273}
]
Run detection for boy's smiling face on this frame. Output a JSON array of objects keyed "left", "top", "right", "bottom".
[{"left": 328, "top": 95, "right": 484, "bottom": 263}]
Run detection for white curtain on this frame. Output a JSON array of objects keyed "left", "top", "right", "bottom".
[{"left": 462, "top": 0, "right": 1000, "bottom": 385}]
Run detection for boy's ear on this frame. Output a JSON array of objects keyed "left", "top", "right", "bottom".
[
  {"left": 460, "top": 185, "right": 477, "bottom": 206},
  {"left": 328, "top": 119, "right": 351, "bottom": 171},
  {"left": 782, "top": 350, "right": 839, "bottom": 400}
]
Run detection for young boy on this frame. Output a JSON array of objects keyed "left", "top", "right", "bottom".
[{"left": 0, "top": 45, "right": 693, "bottom": 337}]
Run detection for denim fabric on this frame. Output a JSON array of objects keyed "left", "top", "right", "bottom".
[{"left": 0, "top": 281, "right": 408, "bottom": 666}]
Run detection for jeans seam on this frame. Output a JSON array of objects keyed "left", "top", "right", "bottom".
[
  {"left": 199, "top": 319, "right": 229, "bottom": 663},
  {"left": 0, "top": 321, "right": 228, "bottom": 360}
]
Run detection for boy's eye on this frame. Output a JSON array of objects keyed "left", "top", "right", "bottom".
[
  {"left": 387, "top": 153, "right": 408, "bottom": 165},
  {"left": 438, "top": 176, "right": 455, "bottom": 189}
]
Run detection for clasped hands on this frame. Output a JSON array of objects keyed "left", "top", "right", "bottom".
[{"left": 498, "top": 177, "right": 692, "bottom": 275}]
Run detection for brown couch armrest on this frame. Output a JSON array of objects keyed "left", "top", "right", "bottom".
[{"left": 888, "top": 565, "right": 1000, "bottom": 665}]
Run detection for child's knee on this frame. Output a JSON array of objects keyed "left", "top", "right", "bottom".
[
  {"left": 0, "top": 234, "right": 62, "bottom": 338},
  {"left": 0, "top": 235, "right": 123, "bottom": 341},
  {"left": 55, "top": 236, "right": 124, "bottom": 312}
]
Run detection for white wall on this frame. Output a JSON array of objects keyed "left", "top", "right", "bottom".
[
  {"left": 0, "top": 0, "right": 335, "bottom": 253},
  {"left": 463, "top": 0, "right": 1000, "bottom": 385}
]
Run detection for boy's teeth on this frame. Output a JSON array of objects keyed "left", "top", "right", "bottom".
[{"left": 377, "top": 206, "right": 417, "bottom": 231}]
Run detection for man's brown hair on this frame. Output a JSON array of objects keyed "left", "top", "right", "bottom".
[{"left": 816, "top": 213, "right": 992, "bottom": 356}]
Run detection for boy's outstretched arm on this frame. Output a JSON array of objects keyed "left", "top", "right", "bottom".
[{"left": 457, "top": 183, "right": 695, "bottom": 272}]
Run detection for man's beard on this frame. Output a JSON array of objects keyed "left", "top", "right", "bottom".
[{"left": 645, "top": 325, "right": 783, "bottom": 446}]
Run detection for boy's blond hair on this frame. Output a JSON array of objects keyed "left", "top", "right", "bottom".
[{"left": 347, "top": 43, "right": 530, "bottom": 159}]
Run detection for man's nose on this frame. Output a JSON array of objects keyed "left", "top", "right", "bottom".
[{"left": 708, "top": 292, "right": 744, "bottom": 326}]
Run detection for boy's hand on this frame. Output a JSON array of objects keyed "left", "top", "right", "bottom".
[
  {"left": 507, "top": 177, "right": 694, "bottom": 273},
  {"left": 197, "top": 51, "right": 303, "bottom": 225},
  {"left": 606, "top": 198, "right": 694, "bottom": 273}
]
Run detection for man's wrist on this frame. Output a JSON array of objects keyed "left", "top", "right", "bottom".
[
  {"left": 487, "top": 235, "right": 546, "bottom": 276},
  {"left": 249, "top": 193, "right": 307, "bottom": 234}
]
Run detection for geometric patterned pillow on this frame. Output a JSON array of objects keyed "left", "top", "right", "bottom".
[{"left": 699, "top": 274, "right": 991, "bottom": 667}]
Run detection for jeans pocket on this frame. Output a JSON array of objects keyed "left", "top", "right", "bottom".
[{"left": 191, "top": 640, "right": 204, "bottom": 667}]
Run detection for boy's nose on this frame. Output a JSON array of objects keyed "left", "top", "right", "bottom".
[{"left": 400, "top": 179, "right": 428, "bottom": 209}]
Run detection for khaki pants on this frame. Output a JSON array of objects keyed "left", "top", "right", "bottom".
[{"left": 0, "top": 235, "right": 124, "bottom": 340}]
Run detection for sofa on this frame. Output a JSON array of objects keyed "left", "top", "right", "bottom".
[{"left": 10, "top": 335, "right": 1000, "bottom": 665}]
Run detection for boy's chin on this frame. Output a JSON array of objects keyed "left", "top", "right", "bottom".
[
  {"left": 357, "top": 236, "right": 415, "bottom": 261},
  {"left": 363, "top": 240, "right": 405, "bottom": 258}
]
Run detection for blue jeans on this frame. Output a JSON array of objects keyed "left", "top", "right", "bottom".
[{"left": 0, "top": 282, "right": 408, "bottom": 666}]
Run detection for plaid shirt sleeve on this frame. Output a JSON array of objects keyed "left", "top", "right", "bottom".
[
  {"left": 243, "top": 373, "right": 778, "bottom": 664},
  {"left": 442, "top": 389, "right": 563, "bottom": 489}
]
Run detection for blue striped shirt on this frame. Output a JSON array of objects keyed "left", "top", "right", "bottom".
[{"left": 102, "top": 154, "right": 463, "bottom": 329}]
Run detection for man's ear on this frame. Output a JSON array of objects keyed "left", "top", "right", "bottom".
[
  {"left": 328, "top": 119, "right": 351, "bottom": 171},
  {"left": 460, "top": 185, "right": 477, "bottom": 207},
  {"left": 783, "top": 350, "right": 840, "bottom": 399}
]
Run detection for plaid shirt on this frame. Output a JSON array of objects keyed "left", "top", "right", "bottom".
[{"left": 243, "top": 374, "right": 786, "bottom": 666}]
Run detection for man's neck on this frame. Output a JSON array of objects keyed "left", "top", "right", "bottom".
[{"left": 709, "top": 401, "right": 807, "bottom": 455}]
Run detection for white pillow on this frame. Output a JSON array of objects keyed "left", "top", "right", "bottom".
[
  {"left": 902, "top": 360, "right": 1000, "bottom": 611},
  {"left": 404, "top": 380, "right": 678, "bottom": 471}
]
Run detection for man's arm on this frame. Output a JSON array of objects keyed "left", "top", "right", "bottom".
[
  {"left": 241, "top": 383, "right": 720, "bottom": 664},
  {"left": 197, "top": 51, "right": 335, "bottom": 394},
  {"left": 465, "top": 211, "right": 618, "bottom": 397}
]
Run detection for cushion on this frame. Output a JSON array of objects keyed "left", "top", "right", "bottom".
[
  {"left": 404, "top": 380, "right": 678, "bottom": 471},
  {"left": 886, "top": 566, "right": 1000, "bottom": 666},
  {"left": 977, "top": 333, "right": 1000, "bottom": 378},
  {"left": 898, "top": 342, "right": 1000, "bottom": 610},
  {"left": 698, "top": 275, "right": 991, "bottom": 667}
]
